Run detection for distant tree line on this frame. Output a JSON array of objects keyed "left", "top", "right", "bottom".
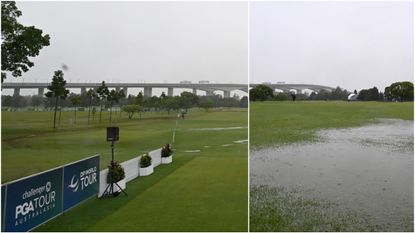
[
  {"left": 250, "top": 81, "right": 413, "bottom": 102},
  {"left": 2, "top": 70, "right": 248, "bottom": 128}
]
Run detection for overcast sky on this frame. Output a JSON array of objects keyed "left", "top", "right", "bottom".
[
  {"left": 5, "top": 1, "right": 248, "bottom": 96},
  {"left": 250, "top": 1, "right": 414, "bottom": 92}
]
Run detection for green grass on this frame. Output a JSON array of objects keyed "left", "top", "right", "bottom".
[
  {"left": 250, "top": 101, "right": 413, "bottom": 148},
  {"left": 250, "top": 185, "right": 381, "bottom": 232},
  {"left": 2, "top": 108, "right": 248, "bottom": 231}
]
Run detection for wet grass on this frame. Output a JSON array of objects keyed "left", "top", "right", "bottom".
[
  {"left": 250, "top": 101, "right": 413, "bottom": 148},
  {"left": 250, "top": 101, "right": 414, "bottom": 231},
  {"left": 2, "top": 108, "right": 248, "bottom": 231},
  {"left": 250, "top": 185, "right": 382, "bottom": 232}
]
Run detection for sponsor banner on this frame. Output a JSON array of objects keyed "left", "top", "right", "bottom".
[
  {"left": 63, "top": 155, "right": 100, "bottom": 211},
  {"left": 2, "top": 185, "right": 6, "bottom": 231},
  {"left": 4, "top": 168, "right": 63, "bottom": 232}
]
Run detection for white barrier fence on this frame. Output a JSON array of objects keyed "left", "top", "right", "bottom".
[{"left": 98, "top": 148, "right": 162, "bottom": 197}]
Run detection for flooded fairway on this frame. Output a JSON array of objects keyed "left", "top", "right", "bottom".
[{"left": 250, "top": 119, "right": 414, "bottom": 231}]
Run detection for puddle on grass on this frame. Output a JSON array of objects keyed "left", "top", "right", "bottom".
[
  {"left": 183, "top": 150, "right": 201, "bottom": 153},
  {"left": 188, "top": 126, "right": 247, "bottom": 131},
  {"left": 250, "top": 119, "right": 414, "bottom": 232},
  {"left": 233, "top": 139, "right": 248, "bottom": 144},
  {"left": 221, "top": 144, "right": 233, "bottom": 147}
]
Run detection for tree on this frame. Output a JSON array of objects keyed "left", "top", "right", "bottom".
[
  {"left": 249, "top": 85, "right": 273, "bottom": 101},
  {"left": 358, "top": 87, "right": 380, "bottom": 101},
  {"left": 86, "top": 89, "right": 97, "bottom": 124},
  {"left": 330, "top": 86, "right": 348, "bottom": 100},
  {"left": 11, "top": 95, "right": 27, "bottom": 110},
  {"left": 199, "top": 100, "right": 213, "bottom": 112},
  {"left": 1, "top": 1, "right": 50, "bottom": 82},
  {"left": 117, "top": 89, "right": 126, "bottom": 119},
  {"left": 240, "top": 96, "right": 248, "bottom": 108},
  {"left": 387, "top": 81, "right": 414, "bottom": 101},
  {"left": 179, "top": 91, "right": 198, "bottom": 112},
  {"left": 274, "top": 92, "right": 289, "bottom": 101},
  {"left": 107, "top": 89, "right": 124, "bottom": 123},
  {"left": 1, "top": 95, "right": 13, "bottom": 108},
  {"left": 122, "top": 104, "right": 143, "bottom": 119},
  {"left": 30, "top": 95, "right": 44, "bottom": 110},
  {"left": 96, "top": 81, "right": 109, "bottom": 123},
  {"left": 70, "top": 94, "right": 81, "bottom": 124},
  {"left": 45, "top": 70, "right": 69, "bottom": 128},
  {"left": 136, "top": 92, "right": 144, "bottom": 105}
]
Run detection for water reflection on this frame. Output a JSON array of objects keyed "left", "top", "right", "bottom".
[{"left": 251, "top": 119, "right": 414, "bottom": 231}]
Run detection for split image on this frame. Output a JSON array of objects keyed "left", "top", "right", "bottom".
[{"left": 1, "top": 1, "right": 414, "bottom": 232}]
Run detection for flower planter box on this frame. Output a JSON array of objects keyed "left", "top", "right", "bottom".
[
  {"left": 161, "top": 155, "right": 173, "bottom": 164},
  {"left": 112, "top": 179, "right": 126, "bottom": 193},
  {"left": 139, "top": 164, "right": 154, "bottom": 176}
]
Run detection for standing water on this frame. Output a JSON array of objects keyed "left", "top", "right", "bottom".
[{"left": 251, "top": 119, "right": 413, "bottom": 231}]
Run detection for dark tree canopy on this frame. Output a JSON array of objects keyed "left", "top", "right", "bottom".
[
  {"left": 358, "top": 86, "right": 381, "bottom": 101},
  {"left": 1, "top": 1, "right": 50, "bottom": 82},
  {"left": 385, "top": 81, "right": 413, "bottom": 101},
  {"left": 249, "top": 85, "right": 274, "bottom": 101}
]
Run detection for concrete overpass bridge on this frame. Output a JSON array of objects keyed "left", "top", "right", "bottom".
[
  {"left": 2, "top": 82, "right": 248, "bottom": 97},
  {"left": 249, "top": 83, "right": 335, "bottom": 94}
]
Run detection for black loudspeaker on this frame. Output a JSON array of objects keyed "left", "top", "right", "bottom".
[{"left": 107, "top": 127, "right": 119, "bottom": 142}]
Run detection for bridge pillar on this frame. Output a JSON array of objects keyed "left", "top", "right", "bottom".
[
  {"left": 144, "top": 87, "right": 152, "bottom": 97},
  {"left": 13, "top": 87, "right": 20, "bottom": 96},
  {"left": 223, "top": 90, "right": 230, "bottom": 98},
  {"left": 206, "top": 90, "right": 215, "bottom": 96},
  {"left": 38, "top": 88, "right": 44, "bottom": 97},
  {"left": 192, "top": 88, "right": 197, "bottom": 95},
  {"left": 81, "top": 87, "right": 86, "bottom": 95},
  {"left": 115, "top": 87, "right": 120, "bottom": 92},
  {"left": 296, "top": 89, "right": 302, "bottom": 94},
  {"left": 168, "top": 87, "right": 173, "bottom": 97},
  {"left": 122, "top": 87, "right": 128, "bottom": 96}
]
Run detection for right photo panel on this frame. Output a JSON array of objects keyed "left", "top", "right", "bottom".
[{"left": 249, "top": 1, "right": 414, "bottom": 232}]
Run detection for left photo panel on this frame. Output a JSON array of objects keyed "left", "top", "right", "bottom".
[{"left": 1, "top": 1, "right": 248, "bottom": 231}]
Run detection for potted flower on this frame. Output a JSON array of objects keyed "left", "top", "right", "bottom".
[
  {"left": 106, "top": 161, "right": 126, "bottom": 196},
  {"left": 161, "top": 144, "right": 173, "bottom": 164},
  {"left": 139, "top": 153, "right": 153, "bottom": 176}
]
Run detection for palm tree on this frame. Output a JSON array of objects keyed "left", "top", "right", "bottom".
[
  {"left": 86, "top": 89, "right": 97, "bottom": 124},
  {"left": 96, "top": 81, "right": 109, "bottom": 123}
]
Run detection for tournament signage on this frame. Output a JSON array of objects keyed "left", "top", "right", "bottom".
[
  {"left": 3, "top": 168, "right": 63, "bottom": 232},
  {"left": 1, "top": 155, "right": 100, "bottom": 232},
  {"left": 63, "top": 155, "right": 100, "bottom": 211}
]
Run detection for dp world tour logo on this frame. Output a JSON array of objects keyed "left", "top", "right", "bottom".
[
  {"left": 68, "top": 175, "right": 79, "bottom": 192},
  {"left": 68, "top": 167, "right": 97, "bottom": 193}
]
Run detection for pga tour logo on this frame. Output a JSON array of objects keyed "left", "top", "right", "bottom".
[
  {"left": 14, "top": 181, "right": 56, "bottom": 226},
  {"left": 68, "top": 166, "right": 97, "bottom": 192}
]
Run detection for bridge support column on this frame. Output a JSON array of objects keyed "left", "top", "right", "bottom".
[
  {"left": 144, "top": 87, "right": 152, "bottom": 97},
  {"left": 81, "top": 87, "right": 86, "bottom": 95},
  {"left": 223, "top": 90, "right": 230, "bottom": 98},
  {"left": 192, "top": 88, "right": 197, "bottom": 95},
  {"left": 13, "top": 87, "right": 20, "bottom": 96},
  {"left": 38, "top": 88, "right": 44, "bottom": 97},
  {"left": 115, "top": 87, "right": 120, "bottom": 92},
  {"left": 168, "top": 87, "right": 173, "bottom": 97},
  {"left": 296, "top": 89, "right": 302, "bottom": 94},
  {"left": 122, "top": 87, "right": 128, "bottom": 96}
]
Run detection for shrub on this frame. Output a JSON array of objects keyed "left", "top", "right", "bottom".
[
  {"left": 161, "top": 144, "right": 173, "bottom": 157},
  {"left": 106, "top": 161, "right": 125, "bottom": 183},
  {"left": 140, "top": 154, "right": 152, "bottom": 168}
]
